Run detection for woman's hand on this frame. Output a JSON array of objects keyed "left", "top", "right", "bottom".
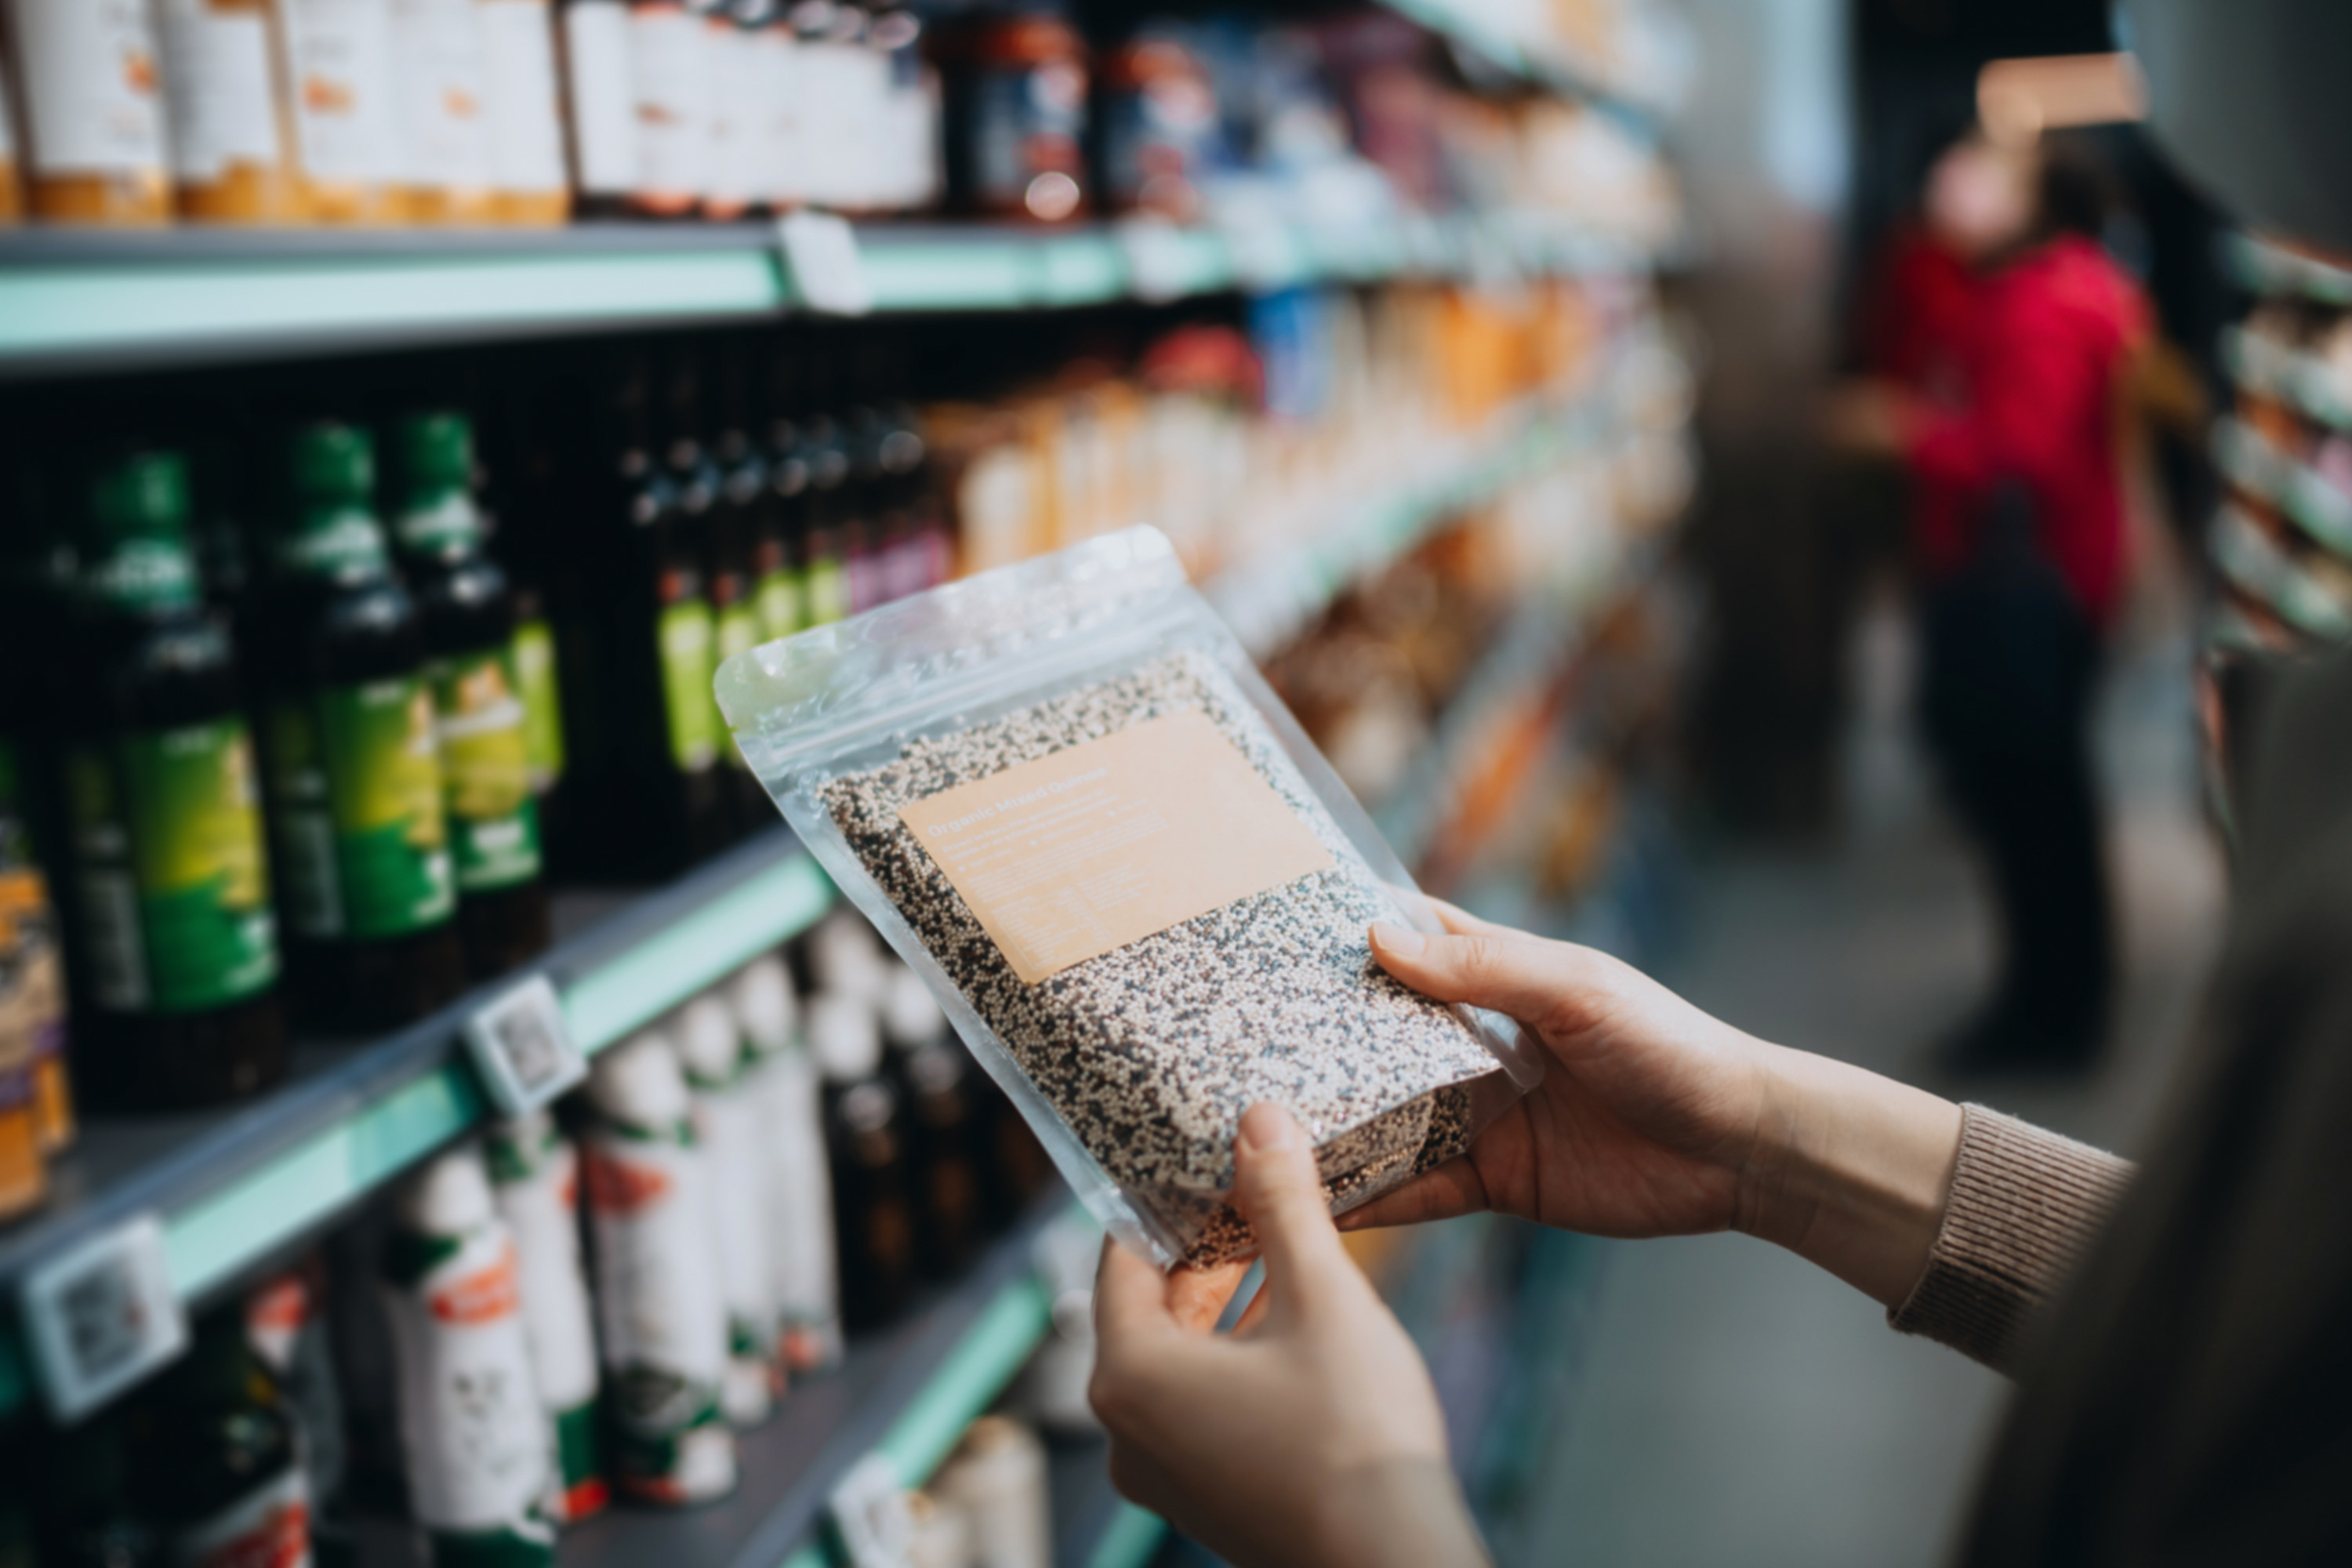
[
  {"left": 1359, "top": 903, "right": 1965, "bottom": 1308},
  {"left": 1090, "top": 1105, "right": 1490, "bottom": 1568}
]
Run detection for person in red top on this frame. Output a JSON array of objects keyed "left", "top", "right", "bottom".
[{"left": 1888, "top": 138, "right": 2153, "bottom": 1069}]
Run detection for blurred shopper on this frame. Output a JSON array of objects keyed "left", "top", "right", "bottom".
[
  {"left": 1093, "top": 640, "right": 2352, "bottom": 1564},
  {"left": 1839, "top": 135, "right": 2152, "bottom": 1070}
]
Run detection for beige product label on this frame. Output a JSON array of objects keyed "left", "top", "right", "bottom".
[
  {"left": 898, "top": 708, "right": 1334, "bottom": 985},
  {"left": 158, "top": 2, "right": 284, "bottom": 181},
  {"left": 390, "top": 0, "right": 493, "bottom": 187},
  {"left": 560, "top": 0, "right": 634, "bottom": 194},
  {"left": 479, "top": 0, "right": 566, "bottom": 191},
  {"left": 13, "top": 0, "right": 168, "bottom": 175},
  {"left": 282, "top": 0, "right": 402, "bottom": 182},
  {"left": 627, "top": 4, "right": 709, "bottom": 199}
]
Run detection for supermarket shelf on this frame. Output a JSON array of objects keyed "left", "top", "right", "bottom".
[
  {"left": 574, "top": 1196, "right": 1063, "bottom": 1568},
  {"left": 2212, "top": 415, "right": 2352, "bottom": 561},
  {"left": 2222, "top": 325, "right": 2352, "bottom": 431},
  {"left": 0, "top": 827, "right": 835, "bottom": 1421},
  {"left": 2225, "top": 231, "right": 2352, "bottom": 307},
  {"left": 0, "top": 214, "right": 1650, "bottom": 378},
  {"left": 2209, "top": 503, "right": 2352, "bottom": 642},
  {"left": 1383, "top": 0, "right": 1666, "bottom": 116},
  {"left": 1052, "top": 1436, "right": 1167, "bottom": 1568},
  {"left": 1203, "top": 382, "right": 1615, "bottom": 659}
]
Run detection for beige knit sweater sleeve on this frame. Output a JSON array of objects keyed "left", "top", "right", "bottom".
[{"left": 1888, "top": 1103, "right": 2136, "bottom": 1374}]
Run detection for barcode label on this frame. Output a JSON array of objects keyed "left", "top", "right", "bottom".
[
  {"left": 463, "top": 974, "right": 587, "bottom": 1116},
  {"left": 22, "top": 1214, "right": 186, "bottom": 1422}
]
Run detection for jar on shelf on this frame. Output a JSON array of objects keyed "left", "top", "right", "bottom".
[
  {"left": 479, "top": 0, "right": 571, "bottom": 223},
  {"left": 278, "top": 0, "right": 406, "bottom": 223},
  {"left": 5, "top": 0, "right": 175, "bottom": 225},
  {"left": 390, "top": 0, "right": 499, "bottom": 223},
  {"left": 156, "top": 0, "right": 308, "bottom": 224},
  {"left": 927, "top": 0, "right": 1089, "bottom": 224},
  {"left": 1095, "top": 27, "right": 1215, "bottom": 223}
]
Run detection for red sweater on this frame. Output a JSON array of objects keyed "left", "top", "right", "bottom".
[{"left": 1907, "top": 235, "right": 2151, "bottom": 626}]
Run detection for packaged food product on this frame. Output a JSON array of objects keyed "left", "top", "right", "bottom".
[
  {"left": 278, "top": 0, "right": 405, "bottom": 223},
  {"left": 581, "top": 1032, "right": 738, "bottom": 1504},
  {"left": 5, "top": 0, "right": 174, "bottom": 224},
  {"left": 390, "top": 0, "right": 498, "bottom": 222},
  {"left": 931, "top": 1417, "right": 1048, "bottom": 1568},
  {"left": 380, "top": 1146, "right": 558, "bottom": 1567},
  {"left": 726, "top": 953, "right": 844, "bottom": 1372},
  {"left": 719, "top": 525, "right": 1537, "bottom": 1269},
  {"left": 156, "top": 0, "right": 307, "bottom": 223},
  {"left": 477, "top": 0, "right": 569, "bottom": 222},
  {"left": 671, "top": 991, "right": 778, "bottom": 1426},
  {"left": 0, "top": 53, "right": 23, "bottom": 221},
  {"left": 486, "top": 1109, "right": 608, "bottom": 1523}
]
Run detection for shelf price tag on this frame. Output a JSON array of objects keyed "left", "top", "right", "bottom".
[
  {"left": 778, "top": 211, "right": 874, "bottom": 317},
  {"left": 829, "top": 1451, "right": 915, "bottom": 1568},
  {"left": 1115, "top": 216, "right": 1195, "bottom": 304},
  {"left": 20, "top": 1214, "right": 187, "bottom": 1423},
  {"left": 463, "top": 974, "right": 588, "bottom": 1117}
]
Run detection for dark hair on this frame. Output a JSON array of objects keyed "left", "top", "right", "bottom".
[{"left": 2036, "top": 140, "right": 2114, "bottom": 240}]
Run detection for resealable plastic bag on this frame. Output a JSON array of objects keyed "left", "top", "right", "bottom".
[{"left": 718, "top": 526, "right": 1539, "bottom": 1268}]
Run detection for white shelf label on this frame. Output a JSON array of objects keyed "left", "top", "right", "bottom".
[
  {"left": 830, "top": 1450, "right": 914, "bottom": 1568},
  {"left": 463, "top": 974, "right": 587, "bottom": 1116},
  {"left": 778, "top": 211, "right": 873, "bottom": 317},
  {"left": 22, "top": 1214, "right": 187, "bottom": 1423},
  {"left": 1115, "top": 216, "right": 1193, "bottom": 304}
]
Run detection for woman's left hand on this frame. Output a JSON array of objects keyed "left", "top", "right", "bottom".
[{"left": 1088, "top": 1104, "right": 1489, "bottom": 1568}]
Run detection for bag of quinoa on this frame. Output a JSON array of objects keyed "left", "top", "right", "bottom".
[{"left": 717, "top": 526, "right": 1540, "bottom": 1268}]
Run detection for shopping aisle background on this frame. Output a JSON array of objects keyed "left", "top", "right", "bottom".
[{"left": 1512, "top": 601, "right": 2228, "bottom": 1568}]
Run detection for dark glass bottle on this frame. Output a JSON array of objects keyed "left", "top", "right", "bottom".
[
  {"left": 136, "top": 1305, "right": 313, "bottom": 1568},
  {"left": 753, "top": 415, "right": 809, "bottom": 645},
  {"left": 707, "top": 352, "right": 775, "bottom": 835},
  {"left": 796, "top": 416, "right": 856, "bottom": 629},
  {"left": 253, "top": 424, "right": 464, "bottom": 1033},
  {"left": 387, "top": 412, "right": 551, "bottom": 980},
  {"left": 56, "top": 448, "right": 287, "bottom": 1109},
  {"left": 880, "top": 969, "right": 985, "bottom": 1276},
  {"left": 814, "top": 993, "right": 915, "bottom": 1330}
]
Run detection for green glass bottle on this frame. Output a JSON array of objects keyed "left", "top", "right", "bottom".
[
  {"left": 57, "top": 448, "right": 286, "bottom": 1109},
  {"left": 388, "top": 412, "right": 551, "bottom": 981},
  {"left": 253, "top": 423, "right": 464, "bottom": 1033}
]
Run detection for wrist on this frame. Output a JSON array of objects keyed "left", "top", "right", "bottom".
[
  {"left": 1734, "top": 1045, "right": 1964, "bottom": 1307},
  {"left": 1312, "top": 1458, "right": 1489, "bottom": 1568}
]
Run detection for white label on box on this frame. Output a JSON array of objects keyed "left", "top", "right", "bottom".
[{"left": 22, "top": 1214, "right": 187, "bottom": 1423}]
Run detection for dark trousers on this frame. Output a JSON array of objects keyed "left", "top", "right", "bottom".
[{"left": 1919, "top": 563, "right": 2114, "bottom": 1048}]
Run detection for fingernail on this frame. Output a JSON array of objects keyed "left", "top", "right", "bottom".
[
  {"left": 1237, "top": 1102, "right": 1299, "bottom": 1155},
  {"left": 1371, "top": 921, "right": 1425, "bottom": 958}
]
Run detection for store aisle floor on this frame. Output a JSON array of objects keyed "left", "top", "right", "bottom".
[{"left": 1512, "top": 626, "right": 2228, "bottom": 1568}]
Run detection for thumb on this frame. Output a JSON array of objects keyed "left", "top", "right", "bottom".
[
  {"left": 1370, "top": 919, "right": 1577, "bottom": 1029},
  {"left": 1228, "top": 1103, "right": 1350, "bottom": 1310}
]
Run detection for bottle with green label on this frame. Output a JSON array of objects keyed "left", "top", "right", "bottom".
[
  {"left": 754, "top": 415, "right": 809, "bottom": 645},
  {"left": 707, "top": 391, "right": 773, "bottom": 837},
  {"left": 796, "top": 415, "right": 856, "bottom": 630},
  {"left": 252, "top": 423, "right": 464, "bottom": 1033},
  {"left": 55, "top": 448, "right": 286, "bottom": 1109},
  {"left": 388, "top": 412, "right": 551, "bottom": 981}
]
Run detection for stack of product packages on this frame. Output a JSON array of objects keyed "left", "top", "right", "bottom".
[{"left": 721, "top": 525, "right": 1541, "bottom": 1268}]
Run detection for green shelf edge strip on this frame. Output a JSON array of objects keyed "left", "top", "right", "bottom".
[
  {"left": 1089, "top": 1504, "right": 1169, "bottom": 1568},
  {"left": 164, "top": 849, "right": 831, "bottom": 1301}
]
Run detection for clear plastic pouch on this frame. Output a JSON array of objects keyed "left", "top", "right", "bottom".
[{"left": 719, "top": 526, "right": 1539, "bottom": 1268}]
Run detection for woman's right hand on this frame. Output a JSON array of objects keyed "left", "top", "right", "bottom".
[{"left": 1358, "top": 903, "right": 1965, "bottom": 1308}]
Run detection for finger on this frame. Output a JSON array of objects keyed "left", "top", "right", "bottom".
[
  {"left": 1164, "top": 1257, "right": 1252, "bottom": 1334},
  {"left": 1229, "top": 1276, "right": 1274, "bottom": 1338},
  {"left": 1334, "top": 1157, "right": 1490, "bottom": 1231},
  {"left": 1424, "top": 896, "right": 1509, "bottom": 938},
  {"left": 1094, "top": 1237, "right": 1179, "bottom": 1350},
  {"left": 1369, "top": 917, "right": 1588, "bottom": 1029},
  {"left": 1228, "top": 1103, "right": 1352, "bottom": 1312}
]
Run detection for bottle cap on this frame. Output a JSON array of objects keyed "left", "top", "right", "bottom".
[
  {"left": 673, "top": 994, "right": 741, "bottom": 1089},
  {"left": 393, "top": 412, "right": 474, "bottom": 493},
  {"left": 880, "top": 965, "right": 946, "bottom": 1052},
  {"left": 809, "top": 911, "right": 888, "bottom": 1002},
  {"left": 728, "top": 954, "right": 799, "bottom": 1057},
  {"left": 588, "top": 1030, "right": 693, "bottom": 1130},
  {"left": 808, "top": 992, "right": 883, "bottom": 1083},
  {"left": 397, "top": 1145, "right": 497, "bottom": 1235},
  {"left": 289, "top": 423, "right": 376, "bottom": 501}
]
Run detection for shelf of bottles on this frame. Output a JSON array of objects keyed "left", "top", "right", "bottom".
[{"left": 2207, "top": 234, "right": 2352, "bottom": 655}]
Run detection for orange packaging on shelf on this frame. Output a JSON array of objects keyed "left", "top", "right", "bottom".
[
  {"left": 5, "top": 0, "right": 174, "bottom": 225},
  {"left": 479, "top": 0, "right": 570, "bottom": 222},
  {"left": 392, "top": 0, "right": 499, "bottom": 223},
  {"left": 157, "top": 0, "right": 309, "bottom": 223},
  {"left": 279, "top": 0, "right": 406, "bottom": 222},
  {"left": 0, "top": 45, "right": 23, "bottom": 221}
]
